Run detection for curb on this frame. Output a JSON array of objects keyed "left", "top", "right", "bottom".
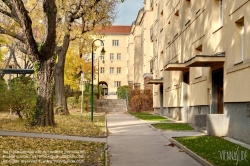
[
  {"left": 149, "top": 124, "right": 196, "bottom": 132},
  {"left": 169, "top": 138, "right": 213, "bottom": 166}
]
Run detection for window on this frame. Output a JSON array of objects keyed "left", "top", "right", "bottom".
[
  {"left": 110, "top": 53, "right": 114, "bottom": 60},
  {"left": 117, "top": 53, "right": 121, "bottom": 60},
  {"left": 83, "top": 54, "right": 88, "bottom": 60},
  {"left": 112, "top": 40, "right": 119, "bottom": 46},
  {"left": 114, "top": 81, "right": 121, "bottom": 88},
  {"left": 117, "top": 67, "right": 121, "bottom": 74},
  {"left": 219, "top": 0, "right": 223, "bottom": 27},
  {"left": 100, "top": 67, "right": 105, "bottom": 73},
  {"left": 235, "top": 17, "right": 244, "bottom": 64},
  {"left": 100, "top": 40, "right": 105, "bottom": 46},
  {"left": 93, "top": 53, "right": 96, "bottom": 60},
  {"left": 100, "top": 55, "right": 105, "bottom": 60},
  {"left": 110, "top": 67, "right": 114, "bottom": 74}
]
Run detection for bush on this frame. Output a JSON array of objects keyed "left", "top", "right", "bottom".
[
  {"left": 67, "top": 97, "right": 77, "bottom": 108},
  {"left": 0, "top": 76, "right": 36, "bottom": 120},
  {"left": 0, "top": 77, "right": 7, "bottom": 111},
  {"left": 117, "top": 85, "right": 131, "bottom": 99},
  {"left": 129, "top": 89, "right": 153, "bottom": 112}
]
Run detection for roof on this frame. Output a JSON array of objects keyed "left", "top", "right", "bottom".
[{"left": 100, "top": 26, "right": 131, "bottom": 35}]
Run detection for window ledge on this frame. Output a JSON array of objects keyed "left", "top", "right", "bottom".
[
  {"left": 212, "top": 26, "right": 223, "bottom": 34},
  {"left": 227, "top": 60, "right": 250, "bottom": 74},
  {"left": 192, "top": 76, "right": 207, "bottom": 84}
]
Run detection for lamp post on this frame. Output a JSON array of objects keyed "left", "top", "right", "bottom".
[
  {"left": 80, "top": 73, "right": 84, "bottom": 121},
  {"left": 91, "top": 39, "right": 105, "bottom": 122},
  {"left": 98, "top": 55, "right": 105, "bottom": 99}
]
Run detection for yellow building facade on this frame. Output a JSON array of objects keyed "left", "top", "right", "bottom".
[
  {"left": 93, "top": 26, "right": 131, "bottom": 95},
  {"left": 129, "top": 0, "right": 250, "bottom": 144}
]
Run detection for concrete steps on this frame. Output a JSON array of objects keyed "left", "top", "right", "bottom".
[{"left": 95, "top": 99, "right": 127, "bottom": 113}]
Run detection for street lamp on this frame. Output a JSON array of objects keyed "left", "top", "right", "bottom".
[
  {"left": 98, "top": 55, "right": 105, "bottom": 99},
  {"left": 91, "top": 39, "right": 105, "bottom": 122}
]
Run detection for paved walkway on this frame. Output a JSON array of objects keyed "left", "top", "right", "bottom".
[
  {"left": 0, "top": 131, "right": 106, "bottom": 142},
  {"left": 107, "top": 113, "right": 203, "bottom": 166},
  {"left": 0, "top": 113, "right": 206, "bottom": 166}
]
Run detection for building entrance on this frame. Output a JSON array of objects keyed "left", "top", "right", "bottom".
[{"left": 212, "top": 68, "right": 224, "bottom": 114}]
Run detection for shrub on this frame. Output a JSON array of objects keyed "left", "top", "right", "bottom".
[
  {"left": 0, "top": 76, "right": 36, "bottom": 120},
  {"left": 0, "top": 77, "right": 7, "bottom": 111},
  {"left": 129, "top": 89, "right": 153, "bottom": 112},
  {"left": 67, "top": 97, "right": 77, "bottom": 108},
  {"left": 117, "top": 85, "right": 131, "bottom": 99}
]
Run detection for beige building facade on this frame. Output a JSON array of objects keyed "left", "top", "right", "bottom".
[
  {"left": 127, "top": 3, "right": 154, "bottom": 90},
  {"left": 129, "top": 0, "right": 250, "bottom": 144},
  {"left": 93, "top": 26, "right": 131, "bottom": 95}
]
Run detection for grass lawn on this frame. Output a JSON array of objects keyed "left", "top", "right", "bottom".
[
  {"left": 174, "top": 136, "right": 250, "bottom": 166},
  {"left": 0, "top": 136, "right": 105, "bottom": 165},
  {"left": 129, "top": 112, "right": 168, "bottom": 122},
  {"left": 0, "top": 110, "right": 106, "bottom": 137},
  {"left": 152, "top": 123, "right": 194, "bottom": 131}
]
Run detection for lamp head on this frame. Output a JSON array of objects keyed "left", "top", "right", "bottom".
[{"left": 101, "top": 47, "right": 106, "bottom": 56}]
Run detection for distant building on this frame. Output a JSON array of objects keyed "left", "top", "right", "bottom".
[{"left": 93, "top": 26, "right": 131, "bottom": 95}]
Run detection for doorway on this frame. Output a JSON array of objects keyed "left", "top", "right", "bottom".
[
  {"left": 99, "top": 81, "right": 108, "bottom": 96},
  {"left": 183, "top": 71, "right": 190, "bottom": 122},
  {"left": 160, "top": 85, "right": 163, "bottom": 115},
  {"left": 212, "top": 68, "right": 224, "bottom": 114}
]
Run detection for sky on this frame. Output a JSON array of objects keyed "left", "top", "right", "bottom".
[{"left": 113, "top": 0, "right": 144, "bottom": 26}]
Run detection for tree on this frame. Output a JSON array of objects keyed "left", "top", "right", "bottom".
[
  {"left": 0, "top": 0, "right": 57, "bottom": 126},
  {"left": 0, "top": 0, "right": 124, "bottom": 126},
  {"left": 54, "top": 0, "right": 119, "bottom": 115},
  {"left": 64, "top": 41, "right": 94, "bottom": 91}
]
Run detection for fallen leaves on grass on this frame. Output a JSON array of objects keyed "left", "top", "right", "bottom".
[
  {"left": 0, "top": 112, "right": 106, "bottom": 137},
  {"left": 0, "top": 136, "right": 105, "bottom": 166}
]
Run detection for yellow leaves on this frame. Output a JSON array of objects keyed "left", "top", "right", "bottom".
[
  {"left": 0, "top": 111, "right": 106, "bottom": 137},
  {"left": 0, "top": 136, "right": 105, "bottom": 165}
]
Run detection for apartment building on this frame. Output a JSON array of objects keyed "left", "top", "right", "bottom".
[
  {"left": 93, "top": 26, "right": 131, "bottom": 95},
  {"left": 127, "top": 3, "right": 154, "bottom": 90},
  {"left": 129, "top": 0, "right": 250, "bottom": 144}
]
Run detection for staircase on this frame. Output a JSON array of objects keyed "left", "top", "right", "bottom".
[{"left": 95, "top": 99, "right": 127, "bottom": 113}]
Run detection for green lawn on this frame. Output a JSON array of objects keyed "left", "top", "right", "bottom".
[
  {"left": 152, "top": 123, "right": 194, "bottom": 131},
  {"left": 174, "top": 136, "right": 250, "bottom": 166},
  {"left": 0, "top": 136, "right": 105, "bottom": 166},
  {"left": 129, "top": 112, "right": 168, "bottom": 122}
]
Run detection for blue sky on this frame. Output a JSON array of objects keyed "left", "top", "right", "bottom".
[{"left": 114, "top": 0, "right": 144, "bottom": 25}]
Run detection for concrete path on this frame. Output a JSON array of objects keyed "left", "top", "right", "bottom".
[
  {"left": 107, "top": 113, "right": 203, "bottom": 166},
  {"left": 0, "top": 131, "right": 106, "bottom": 142}
]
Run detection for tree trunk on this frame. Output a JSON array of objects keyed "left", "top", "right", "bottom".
[
  {"left": 54, "top": 34, "right": 70, "bottom": 115},
  {"left": 54, "top": 61, "right": 69, "bottom": 115},
  {"left": 32, "top": 59, "right": 55, "bottom": 126}
]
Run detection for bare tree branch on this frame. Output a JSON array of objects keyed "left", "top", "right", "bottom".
[
  {"left": 0, "top": 26, "right": 25, "bottom": 43},
  {"left": 2, "top": 0, "right": 21, "bottom": 24},
  {"left": 10, "top": 0, "right": 39, "bottom": 60}
]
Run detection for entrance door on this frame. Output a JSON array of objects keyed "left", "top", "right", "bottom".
[
  {"left": 212, "top": 69, "right": 224, "bottom": 114},
  {"left": 183, "top": 71, "right": 190, "bottom": 122},
  {"left": 160, "top": 85, "right": 163, "bottom": 115}
]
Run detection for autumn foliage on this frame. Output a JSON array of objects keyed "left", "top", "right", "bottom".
[{"left": 129, "top": 89, "right": 153, "bottom": 112}]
